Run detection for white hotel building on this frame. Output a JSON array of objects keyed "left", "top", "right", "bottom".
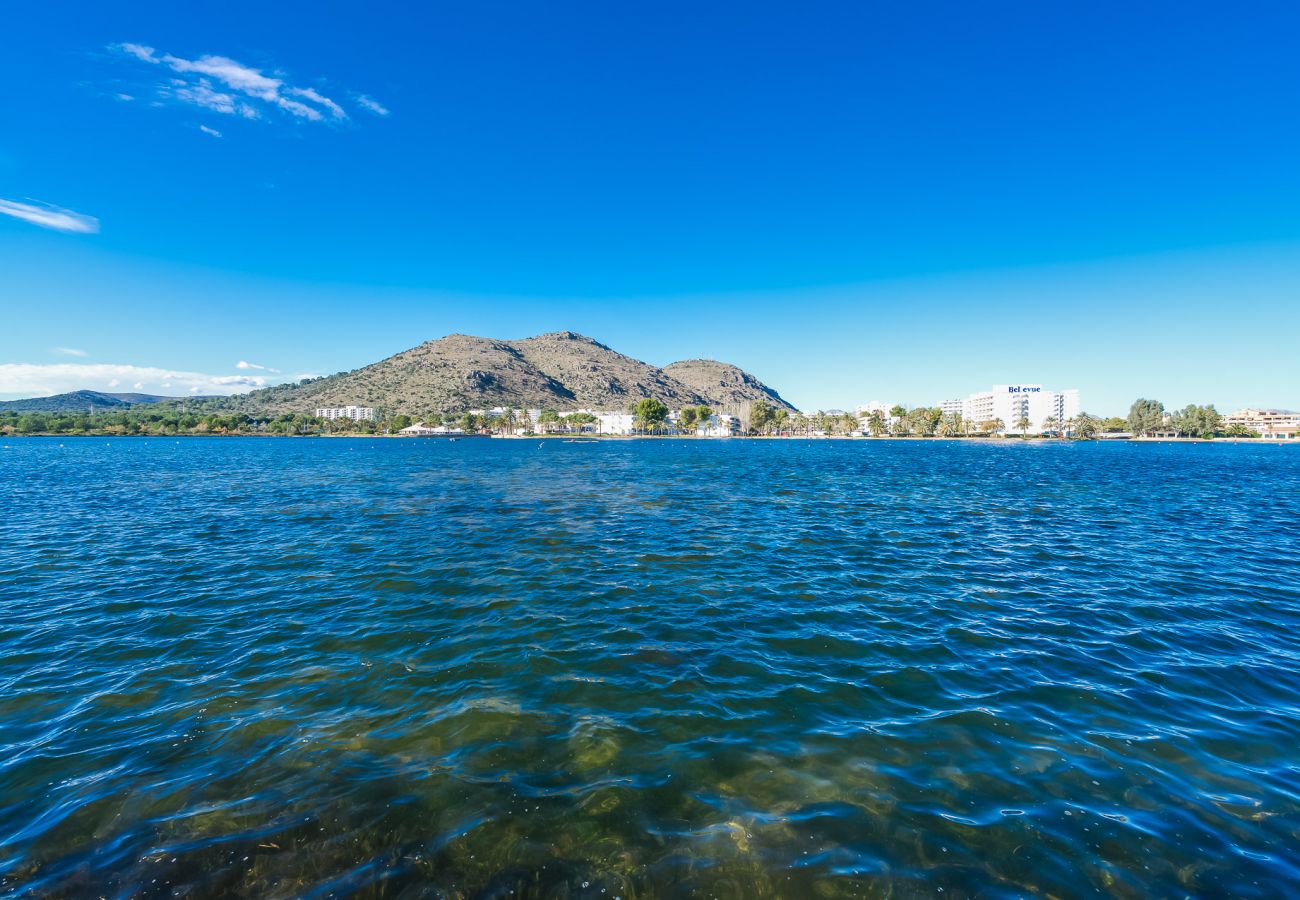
[
  {"left": 315, "top": 405, "right": 376, "bottom": 421},
  {"left": 942, "top": 385, "right": 1080, "bottom": 434}
]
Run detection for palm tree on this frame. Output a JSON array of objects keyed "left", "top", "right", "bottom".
[
  {"left": 922, "top": 407, "right": 942, "bottom": 436},
  {"left": 1017, "top": 414, "right": 1031, "bottom": 438},
  {"left": 1042, "top": 415, "right": 1059, "bottom": 438},
  {"left": 866, "top": 410, "right": 886, "bottom": 437}
]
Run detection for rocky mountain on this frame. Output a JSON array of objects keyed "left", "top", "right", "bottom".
[
  {"left": 192, "top": 331, "right": 794, "bottom": 416},
  {"left": 662, "top": 360, "right": 795, "bottom": 412},
  {"left": 0, "top": 390, "right": 179, "bottom": 412}
]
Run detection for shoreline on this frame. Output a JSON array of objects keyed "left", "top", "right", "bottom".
[{"left": 3, "top": 432, "right": 1290, "bottom": 444}]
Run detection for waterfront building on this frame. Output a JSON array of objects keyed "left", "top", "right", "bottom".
[
  {"left": 854, "top": 401, "right": 901, "bottom": 433},
  {"left": 854, "top": 401, "right": 897, "bottom": 416},
  {"left": 698, "top": 413, "right": 740, "bottom": 437},
  {"left": 315, "top": 405, "right": 375, "bottom": 421},
  {"left": 398, "top": 423, "right": 465, "bottom": 436},
  {"left": 938, "top": 398, "right": 963, "bottom": 416},
  {"left": 949, "top": 385, "right": 1079, "bottom": 434},
  {"left": 596, "top": 412, "right": 635, "bottom": 435},
  {"left": 1222, "top": 408, "right": 1299, "bottom": 439}
]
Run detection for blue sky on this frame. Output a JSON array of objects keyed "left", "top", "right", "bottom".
[{"left": 2, "top": 1, "right": 1298, "bottom": 414}]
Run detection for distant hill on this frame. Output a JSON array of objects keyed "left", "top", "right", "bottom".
[
  {"left": 662, "top": 360, "right": 794, "bottom": 412},
  {"left": 189, "top": 332, "right": 796, "bottom": 416},
  {"left": 0, "top": 390, "right": 180, "bottom": 413}
]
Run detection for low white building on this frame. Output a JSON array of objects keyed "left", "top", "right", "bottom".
[
  {"left": 398, "top": 423, "right": 465, "bottom": 436},
  {"left": 316, "top": 405, "right": 375, "bottom": 421},
  {"left": 855, "top": 401, "right": 901, "bottom": 433},
  {"left": 1223, "top": 408, "right": 1299, "bottom": 439},
  {"left": 596, "top": 412, "right": 635, "bottom": 435},
  {"left": 697, "top": 413, "right": 740, "bottom": 437},
  {"left": 951, "top": 384, "right": 1080, "bottom": 434}
]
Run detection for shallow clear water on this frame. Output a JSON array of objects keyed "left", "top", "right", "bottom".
[{"left": 2, "top": 437, "right": 1299, "bottom": 897}]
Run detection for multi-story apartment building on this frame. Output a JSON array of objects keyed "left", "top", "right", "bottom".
[
  {"left": 315, "top": 405, "right": 376, "bottom": 421},
  {"left": 1222, "top": 408, "right": 1299, "bottom": 439}
]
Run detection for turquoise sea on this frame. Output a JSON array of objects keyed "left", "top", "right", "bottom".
[{"left": 2, "top": 438, "right": 1298, "bottom": 897}]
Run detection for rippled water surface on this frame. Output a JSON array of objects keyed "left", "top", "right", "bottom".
[{"left": 3, "top": 438, "right": 1300, "bottom": 897}]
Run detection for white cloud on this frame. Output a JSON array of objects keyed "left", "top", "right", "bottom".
[
  {"left": 211, "top": 375, "right": 269, "bottom": 386},
  {"left": 171, "top": 81, "right": 259, "bottom": 119},
  {"left": 0, "top": 198, "right": 99, "bottom": 234},
  {"left": 199, "top": 124, "right": 223, "bottom": 138},
  {"left": 236, "top": 360, "right": 280, "bottom": 373},
  {"left": 355, "top": 94, "right": 390, "bottom": 117},
  {"left": 289, "top": 86, "right": 346, "bottom": 120},
  {"left": 55, "top": 347, "right": 88, "bottom": 357},
  {"left": 118, "top": 43, "right": 158, "bottom": 64},
  {"left": 0, "top": 363, "right": 273, "bottom": 399},
  {"left": 111, "top": 42, "right": 368, "bottom": 124}
]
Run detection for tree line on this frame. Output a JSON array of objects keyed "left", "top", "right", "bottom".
[
  {"left": 0, "top": 409, "right": 323, "bottom": 436},
  {"left": 1127, "top": 400, "right": 1248, "bottom": 437},
  {"left": 0, "top": 397, "right": 1252, "bottom": 439},
  {"left": 746, "top": 400, "right": 1117, "bottom": 438}
]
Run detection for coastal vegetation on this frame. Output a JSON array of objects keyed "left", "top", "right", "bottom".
[
  {"left": 1127, "top": 399, "right": 1231, "bottom": 438},
  {"left": 0, "top": 409, "right": 321, "bottom": 437},
  {"left": 630, "top": 397, "right": 670, "bottom": 433},
  {"left": 0, "top": 396, "right": 1262, "bottom": 440},
  {"left": 676, "top": 404, "right": 713, "bottom": 432}
]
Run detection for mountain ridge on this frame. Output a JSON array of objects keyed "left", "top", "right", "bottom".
[
  {"left": 190, "top": 332, "right": 795, "bottom": 416},
  {"left": 0, "top": 390, "right": 180, "bottom": 413}
]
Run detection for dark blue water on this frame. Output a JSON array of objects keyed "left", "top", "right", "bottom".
[{"left": 2, "top": 438, "right": 1299, "bottom": 897}]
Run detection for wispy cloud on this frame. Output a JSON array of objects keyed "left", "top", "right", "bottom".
[
  {"left": 355, "top": 93, "right": 390, "bottom": 116},
  {"left": 236, "top": 360, "right": 280, "bottom": 373},
  {"left": 0, "top": 363, "right": 272, "bottom": 398},
  {"left": 288, "top": 86, "right": 345, "bottom": 120},
  {"left": 55, "top": 347, "right": 88, "bottom": 357},
  {"left": 173, "top": 81, "right": 258, "bottom": 118},
  {"left": 118, "top": 42, "right": 158, "bottom": 64},
  {"left": 0, "top": 199, "right": 99, "bottom": 234},
  {"left": 110, "top": 42, "right": 384, "bottom": 125},
  {"left": 199, "top": 124, "right": 223, "bottom": 138}
]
